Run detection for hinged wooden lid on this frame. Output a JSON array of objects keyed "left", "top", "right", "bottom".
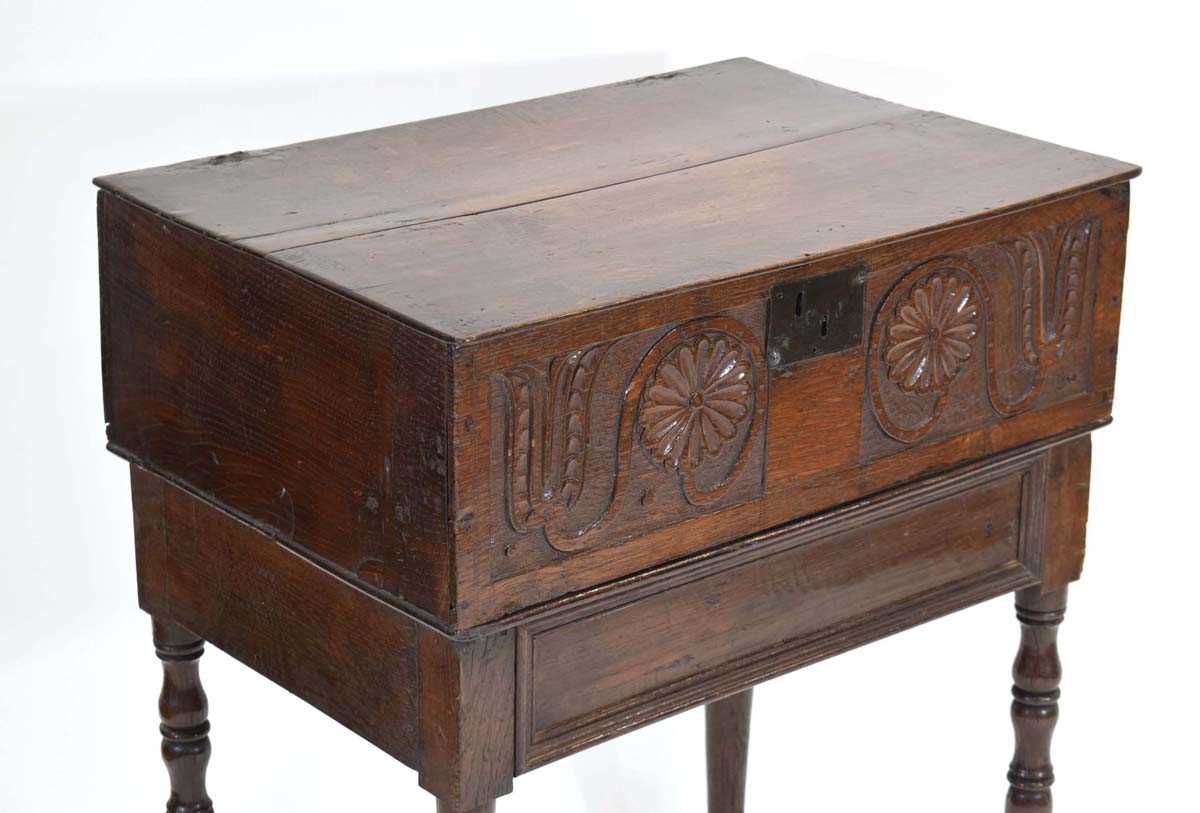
[{"left": 96, "top": 58, "right": 1138, "bottom": 342}]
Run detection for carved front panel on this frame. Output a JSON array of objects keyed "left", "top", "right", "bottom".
[
  {"left": 490, "top": 302, "right": 767, "bottom": 571},
  {"left": 862, "top": 216, "right": 1100, "bottom": 459}
]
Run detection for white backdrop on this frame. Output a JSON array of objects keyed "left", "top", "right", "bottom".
[{"left": 2, "top": 1, "right": 1195, "bottom": 810}]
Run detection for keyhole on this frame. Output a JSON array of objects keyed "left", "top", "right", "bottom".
[
  {"left": 795, "top": 291, "right": 804, "bottom": 318},
  {"left": 820, "top": 316, "right": 829, "bottom": 338}
]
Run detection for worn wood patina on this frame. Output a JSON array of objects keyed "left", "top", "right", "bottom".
[{"left": 98, "top": 58, "right": 1137, "bottom": 811}]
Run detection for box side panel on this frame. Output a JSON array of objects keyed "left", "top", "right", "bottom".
[
  {"left": 101, "top": 192, "right": 453, "bottom": 622},
  {"left": 131, "top": 465, "right": 422, "bottom": 764},
  {"left": 450, "top": 184, "right": 1130, "bottom": 627}
]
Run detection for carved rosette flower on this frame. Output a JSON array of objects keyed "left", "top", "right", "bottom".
[
  {"left": 639, "top": 334, "right": 753, "bottom": 471},
  {"left": 884, "top": 273, "right": 979, "bottom": 393}
]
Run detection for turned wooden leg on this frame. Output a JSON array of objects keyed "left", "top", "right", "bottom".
[
  {"left": 706, "top": 688, "right": 753, "bottom": 813},
  {"left": 1006, "top": 587, "right": 1067, "bottom": 812},
  {"left": 436, "top": 801, "right": 495, "bottom": 813},
  {"left": 154, "top": 617, "right": 213, "bottom": 813}
]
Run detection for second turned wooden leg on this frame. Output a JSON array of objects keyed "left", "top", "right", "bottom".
[
  {"left": 1006, "top": 587, "right": 1067, "bottom": 812},
  {"left": 154, "top": 617, "right": 214, "bottom": 813},
  {"left": 706, "top": 688, "right": 753, "bottom": 813}
]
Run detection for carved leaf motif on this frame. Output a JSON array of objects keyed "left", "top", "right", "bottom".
[
  {"left": 559, "top": 346, "right": 604, "bottom": 506},
  {"left": 639, "top": 335, "right": 752, "bottom": 471},
  {"left": 884, "top": 274, "right": 979, "bottom": 393},
  {"left": 1010, "top": 236, "right": 1042, "bottom": 365},
  {"left": 1054, "top": 220, "right": 1091, "bottom": 353},
  {"left": 506, "top": 373, "right": 536, "bottom": 529}
]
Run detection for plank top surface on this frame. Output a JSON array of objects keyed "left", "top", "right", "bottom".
[{"left": 97, "top": 58, "right": 1138, "bottom": 342}]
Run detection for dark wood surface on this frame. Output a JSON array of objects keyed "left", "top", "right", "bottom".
[
  {"left": 97, "top": 58, "right": 1135, "bottom": 631},
  {"left": 153, "top": 618, "right": 213, "bottom": 813},
  {"left": 1007, "top": 587, "right": 1068, "bottom": 811},
  {"left": 1040, "top": 437, "right": 1092, "bottom": 587},
  {"left": 102, "top": 179, "right": 1131, "bottom": 631},
  {"left": 513, "top": 439, "right": 1052, "bottom": 769},
  {"left": 96, "top": 59, "right": 1136, "bottom": 341},
  {"left": 98, "top": 59, "right": 1134, "bottom": 811},
  {"left": 706, "top": 690, "right": 753, "bottom": 813},
  {"left": 96, "top": 59, "right": 910, "bottom": 253},
  {"left": 271, "top": 113, "right": 1136, "bottom": 341},
  {"left": 104, "top": 191, "right": 456, "bottom": 623},
  {"left": 451, "top": 186, "right": 1128, "bottom": 628},
  {"left": 134, "top": 463, "right": 518, "bottom": 806},
  {"left": 132, "top": 464, "right": 424, "bottom": 764},
  {"left": 129, "top": 426, "right": 1089, "bottom": 807},
  {"left": 416, "top": 628, "right": 516, "bottom": 808}
]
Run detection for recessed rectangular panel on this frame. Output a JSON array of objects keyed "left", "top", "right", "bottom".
[{"left": 518, "top": 455, "right": 1040, "bottom": 768}]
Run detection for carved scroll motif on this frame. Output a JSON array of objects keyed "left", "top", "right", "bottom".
[
  {"left": 869, "top": 217, "right": 1099, "bottom": 443},
  {"left": 499, "top": 317, "right": 763, "bottom": 553}
]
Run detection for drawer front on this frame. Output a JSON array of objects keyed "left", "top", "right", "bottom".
[
  {"left": 452, "top": 186, "right": 1125, "bottom": 628},
  {"left": 514, "top": 451, "right": 1046, "bottom": 769}
]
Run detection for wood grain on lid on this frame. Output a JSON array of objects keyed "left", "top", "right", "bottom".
[{"left": 95, "top": 58, "right": 1138, "bottom": 342}]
